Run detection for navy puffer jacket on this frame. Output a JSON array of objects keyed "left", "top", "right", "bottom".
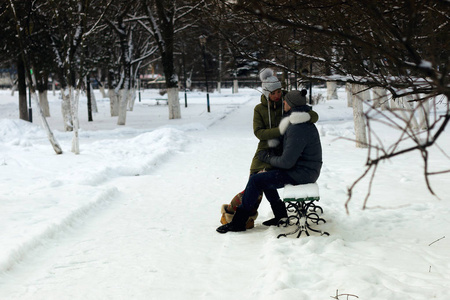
[{"left": 267, "top": 106, "right": 323, "bottom": 184}]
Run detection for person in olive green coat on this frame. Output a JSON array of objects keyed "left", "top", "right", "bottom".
[{"left": 219, "top": 68, "right": 318, "bottom": 229}]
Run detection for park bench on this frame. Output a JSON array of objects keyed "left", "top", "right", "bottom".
[
  {"left": 154, "top": 98, "right": 168, "bottom": 105},
  {"left": 277, "top": 183, "right": 329, "bottom": 238}
]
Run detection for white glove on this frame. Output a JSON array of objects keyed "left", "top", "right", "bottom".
[{"left": 268, "top": 139, "right": 280, "bottom": 148}]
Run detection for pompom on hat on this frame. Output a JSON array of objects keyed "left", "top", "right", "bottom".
[{"left": 260, "top": 68, "right": 282, "bottom": 99}]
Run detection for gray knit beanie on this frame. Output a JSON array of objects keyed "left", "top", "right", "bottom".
[
  {"left": 260, "top": 68, "right": 282, "bottom": 99},
  {"left": 285, "top": 89, "right": 307, "bottom": 108}
]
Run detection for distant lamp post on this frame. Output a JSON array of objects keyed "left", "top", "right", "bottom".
[{"left": 199, "top": 35, "right": 210, "bottom": 113}]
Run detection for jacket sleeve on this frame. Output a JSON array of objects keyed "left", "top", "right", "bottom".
[
  {"left": 253, "top": 108, "right": 281, "bottom": 141},
  {"left": 268, "top": 127, "right": 306, "bottom": 169}
]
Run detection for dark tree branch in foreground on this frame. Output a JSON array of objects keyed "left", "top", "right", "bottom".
[{"left": 219, "top": 0, "right": 449, "bottom": 208}]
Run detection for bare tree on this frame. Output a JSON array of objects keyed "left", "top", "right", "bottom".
[
  {"left": 7, "top": 0, "right": 63, "bottom": 154},
  {"left": 219, "top": 0, "right": 449, "bottom": 207},
  {"left": 105, "top": 1, "right": 139, "bottom": 125},
  {"left": 139, "top": 0, "right": 205, "bottom": 119}
]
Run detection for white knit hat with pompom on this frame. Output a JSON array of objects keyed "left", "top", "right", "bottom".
[{"left": 260, "top": 68, "right": 282, "bottom": 99}]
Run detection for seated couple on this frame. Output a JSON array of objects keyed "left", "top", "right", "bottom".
[{"left": 217, "top": 89, "right": 323, "bottom": 234}]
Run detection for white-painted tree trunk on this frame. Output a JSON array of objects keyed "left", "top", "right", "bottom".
[
  {"left": 117, "top": 88, "right": 129, "bottom": 125},
  {"left": 390, "top": 98, "right": 409, "bottom": 128},
  {"left": 71, "top": 88, "right": 80, "bottom": 154},
  {"left": 97, "top": 70, "right": 107, "bottom": 98},
  {"left": 39, "top": 90, "right": 50, "bottom": 117},
  {"left": 186, "top": 78, "right": 192, "bottom": 90},
  {"left": 31, "top": 91, "right": 62, "bottom": 154},
  {"left": 127, "top": 87, "right": 136, "bottom": 111},
  {"left": 167, "top": 87, "right": 181, "bottom": 119},
  {"left": 217, "top": 82, "right": 221, "bottom": 93},
  {"left": 372, "top": 87, "right": 389, "bottom": 110},
  {"left": 61, "top": 87, "right": 73, "bottom": 131},
  {"left": 108, "top": 88, "right": 119, "bottom": 117},
  {"left": 10, "top": 77, "right": 17, "bottom": 96},
  {"left": 393, "top": 96, "right": 419, "bottom": 130},
  {"left": 345, "top": 83, "right": 352, "bottom": 107},
  {"left": 418, "top": 98, "right": 430, "bottom": 130},
  {"left": 99, "top": 85, "right": 106, "bottom": 98},
  {"left": 233, "top": 80, "right": 238, "bottom": 94},
  {"left": 352, "top": 84, "right": 368, "bottom": 148},
  {"left": 359, "top": 86, "right": 371, "bottom": 105},
  {"left": 406, "top": 95, "right": 420, "bottom": 130},
  {"left": 326, "top": 81, "right": 338, "bottom": 100}
]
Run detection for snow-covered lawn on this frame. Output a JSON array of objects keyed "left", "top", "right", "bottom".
[{"left": 0, "top": 87, "right": 449, "bottom": 299}]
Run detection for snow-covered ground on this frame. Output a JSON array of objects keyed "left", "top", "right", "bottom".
[{"left": 0, "top": 86, "right": 449, "bottom": 300}]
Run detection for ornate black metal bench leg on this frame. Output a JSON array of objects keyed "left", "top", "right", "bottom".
[
  {"left": 277, "top": 225, "right": 302, "bottom": 239},
  {"left": 305, "top": 221, "right": 329, "bottom": 236},
  {"left": 277, "top": 215, "right": 300, "bottom": 238},
  {"left": 278, "top": 200, "right": 329, "bottom": 238},
  {"left": 296, "top": 219, "right": 308, "bottom": 238},
  {"left": 305, "top": 212, "right": 329, "bottom": 236}
]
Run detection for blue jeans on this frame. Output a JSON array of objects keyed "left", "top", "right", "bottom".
[{"left": 240, "top": 169, "right": 296, "bottom": 212}]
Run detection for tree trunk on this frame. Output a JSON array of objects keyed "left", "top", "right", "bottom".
[
  {"left": 10, "top": 76, "right": 17, "bottom": 96},
  {"left": 61, "top": 87, "right": 73, "bottom": 131},
  {"left": 90, "top": 83, "right": 98, "bottom": 113},
  {"left": 161, "top": 56, "right": 181, "bottom": 119},
  {"left": 372, "top": 87, "right": 389, "bottom": 110},
  {"left": 167, "top": 87, "right": 181, "bottom": 119},
  {"left": 217, "top": 82, "right": 221, "bottom": 93},
  {"left": 352, "top": 84, "right": 368, "bottom": 148},
  {"left": 405, "top": 95, "right": 419, "bottom": 130},
  {"left": 71, "top": 87, "right": 80, "bottom": 154},
  {"left": 99, "top": 84, "right": 107, "bottom": 98},
  {"left": 326, "top": 81, "right": 338, "bottom": 100},
  {"left": 86, "top": 76, "right": 93, "bottom": 121},
  {"left": 37, "top": 73, "right": 50, "bottom": 117},
  {"left": 418, "top": 98, "right": 430, "bottom": 130},
  {"left": 39, "top": 90, "right": 50, "bottom": 117},
  {"left": 9, "top": 2, "right": 62, "bottom": 154},
  {"left": 17, "top": 56, "right": 28, "bottom": 121},
  {"left": 108, "top": 88, "right": 119, "bottom": 116},
  {"left": 392, "top": 96, "right": 419, "bottom": 130},
  {"left": 117, "top": 88, "right": 129, "bottom": 125},
  {"left": 147, "top": 0, "right": 181, "bottom": 119},
  {"left": 233, "top": 79, "right": 238, "bottom": 94},
  {"left": 31, "top": 91, "right": 63, "bottom": 154},
  {"left": 98, "top": 69, "right": 107, "bottom": 98},
  {"left": 345, "top": 83, "right": 352, "bottom": 107},
  {"left": 186, "top": 78, "right": 191, "bottom": 90},
  {"left": 127, "top": 86, "right": 136, "bottom": 111}
]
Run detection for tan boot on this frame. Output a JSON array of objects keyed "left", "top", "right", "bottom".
[{"left": 221, "top": 204, "right": 258, "bottom": 229}]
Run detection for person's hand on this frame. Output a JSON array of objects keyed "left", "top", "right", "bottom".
[{"left": 258, "top": 150, "right": 271, "bottom": 163}]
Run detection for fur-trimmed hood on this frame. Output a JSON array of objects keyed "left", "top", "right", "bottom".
[{"left": 278, "top": 111, "right": 312, "bottom": 135}]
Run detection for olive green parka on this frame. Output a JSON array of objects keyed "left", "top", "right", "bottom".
[{"left": 250, "top": 92, "right": 318, "bottom": 174}]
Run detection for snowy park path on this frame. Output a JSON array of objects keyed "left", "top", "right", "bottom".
[
  {"left": 1, "top": 100, "right": 280, "bottom": 299},
  {"left": 1, "top": 88, "right": 450, "bottom": 300}
]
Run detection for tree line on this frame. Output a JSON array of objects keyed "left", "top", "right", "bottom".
[{"left": 1, "top": 0, "right": 449, "bottom": 202}]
